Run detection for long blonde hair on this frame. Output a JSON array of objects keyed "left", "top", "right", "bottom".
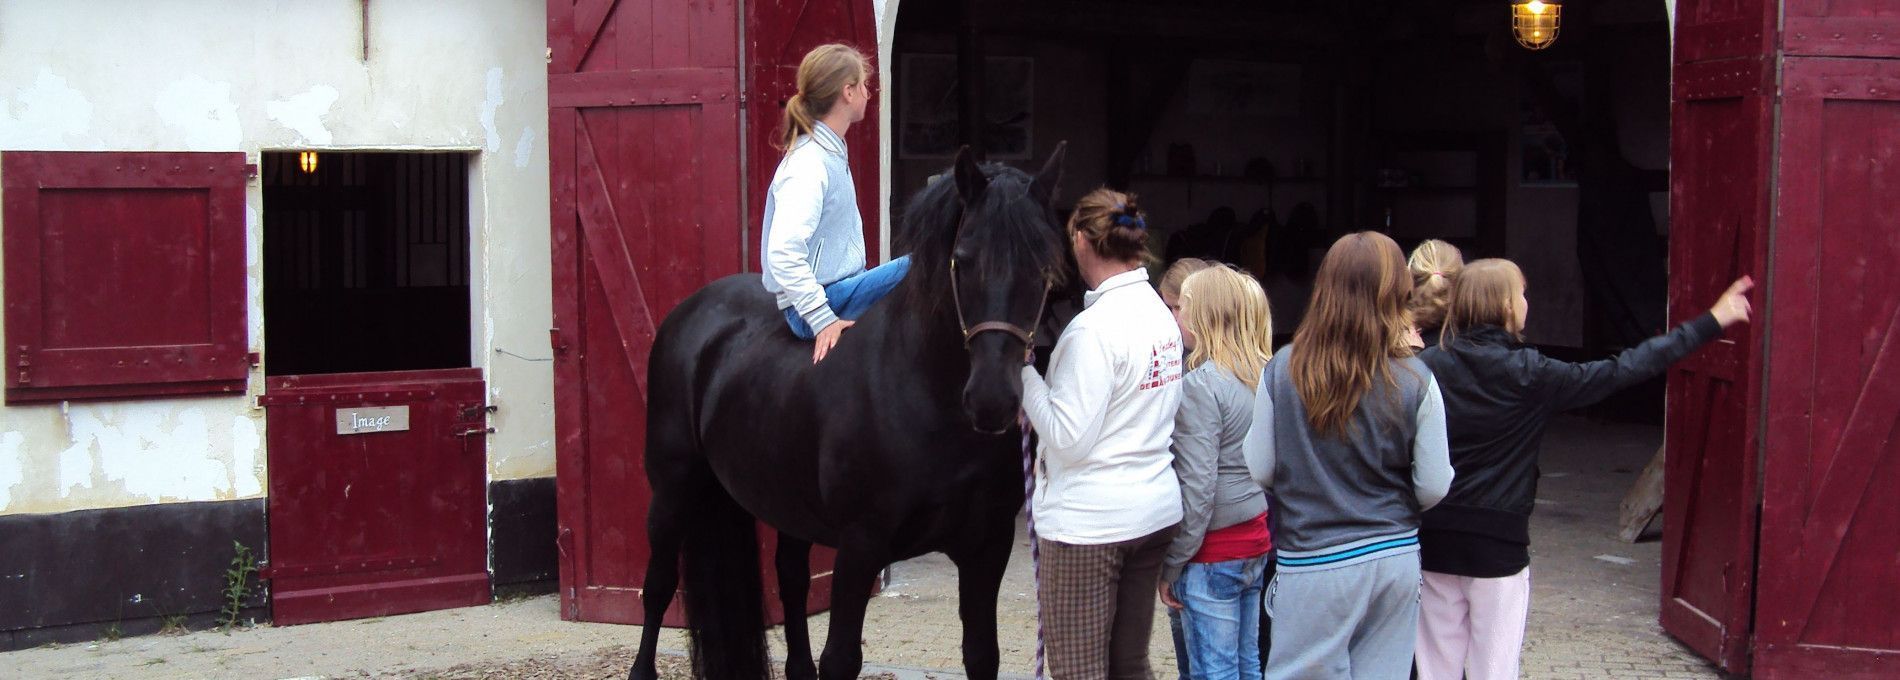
[
  {"left": 1442, "top": 258, "right": 1527, "bottom": 344},
  {"left": 1180, "top": 266, "right": 1274, "bottom": 390},
  {"left": 778, "top": 44, "right": 870, "bottom": 152},
  {"left": 1288, "top": 232, "right": 1415, "bottom": 438},
  {"left": 1406, "top": 239, "right": 1464, "bottom": 334}
]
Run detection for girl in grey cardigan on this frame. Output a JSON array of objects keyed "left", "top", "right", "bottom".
[
  {"left": 1160, "top": 265, "right": 1276, "bottom": 679},
  {"left": 1244, "top": 232, "right": 1453, "bottom": 680}
]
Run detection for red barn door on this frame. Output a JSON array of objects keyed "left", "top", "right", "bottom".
[
  {"left": 1751, "top": 3, "right": 1900, "bottom": 677},
  {"left": 1661, "top": 0, "right": 1777, "bottom": 673},
  {"left": 547, "top": 0, "right": 745, "bottom": 624}
]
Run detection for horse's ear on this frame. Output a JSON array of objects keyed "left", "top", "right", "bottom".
[
  {"left": 954, "top": 145, "right": 989, "bottom": 206},
  {"left": 1030, "top": 141, "right": 1068, "bottom": 207}
]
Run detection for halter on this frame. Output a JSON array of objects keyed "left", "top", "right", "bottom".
[
  {"left": 949, "top": 259, "right": 1050, "bottom": 348},
  {"left": 946, "top": 208, "right": 1052, "bottom": 349}
]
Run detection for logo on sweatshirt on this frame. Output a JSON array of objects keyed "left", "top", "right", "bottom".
[{"left": 1139, "top": 338, "right": 1183, "bottom": 391}]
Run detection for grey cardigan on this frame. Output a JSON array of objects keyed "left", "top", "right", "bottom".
[
  {"left": 1244, "top": 347, "right": 1453, "bottom": 573},
  {"left": 1162, "top": 363, "right": 1272, "bottom": 582},
  {"left": 760, "top": 121, "right": 866, "bottom": 333}
]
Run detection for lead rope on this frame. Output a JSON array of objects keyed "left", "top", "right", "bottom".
[{"left": 1020, "top": 410, "right": 1046, "bottom": 680}]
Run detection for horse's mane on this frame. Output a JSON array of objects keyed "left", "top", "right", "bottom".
[{"left": 894, "top": 163, "right": 1071, "bottom": 317}]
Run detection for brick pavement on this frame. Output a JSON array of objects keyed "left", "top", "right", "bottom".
[{"left": 8, "top": 415, "right": 1725, "bottom": 679}]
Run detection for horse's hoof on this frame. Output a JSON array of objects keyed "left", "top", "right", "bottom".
[
  {"left": 627, "top": 663, "right": 658, "bottom": 680},
  {"left": 785, "top": 660, "right": 819, "bottom": 680}
]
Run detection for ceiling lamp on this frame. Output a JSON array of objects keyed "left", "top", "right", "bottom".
[
  {"left": 1513, "top": 0, "right": 1561, "bottom": 50},
  {"left": 298, "top": 151, "right": 319, "bottom": 174}
]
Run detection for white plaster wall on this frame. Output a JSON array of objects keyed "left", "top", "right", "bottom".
[{"left": 0, "top": 0, "right": 553, "bottom": 515}]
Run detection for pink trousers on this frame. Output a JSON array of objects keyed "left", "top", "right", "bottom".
[{"left": 1415, "top": 568, "right": 1531, "bottom": 680}]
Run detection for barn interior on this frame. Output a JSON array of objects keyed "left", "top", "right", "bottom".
[
  {"left": 890, "top": 0, "right": 1674, "bottom": 418},
  {"left": 262, "top": 151, "right": 474, "bottom": 376}
]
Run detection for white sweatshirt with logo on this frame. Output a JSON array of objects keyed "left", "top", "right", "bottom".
[{"left": 1021, "top": 268, "right": 1186, "bottom": 545}]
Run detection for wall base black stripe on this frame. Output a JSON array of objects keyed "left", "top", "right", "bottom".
[
  {"left": 0, "top": 499, "right": 268, "bottom": 652},
  {"left": 489, "top": 476, "right": 557, "bottom": 588}
]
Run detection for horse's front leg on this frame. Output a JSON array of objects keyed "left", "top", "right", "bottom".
[
  {"left": 817, "top": 541, "right": 888, "bottom": 680},
  {"left": 950, "top": 531, "right": 1014, "bottom": 680},
  {"left": 775, "top": 533, "right": 817, "bottom": 680}
]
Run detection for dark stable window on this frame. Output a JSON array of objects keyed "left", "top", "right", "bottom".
[
  {"left": 2, "top": 151, "right": 251, "bottom": 403},
  {"left": 262, "top": 152, "right": 472, "bottom": 376}
]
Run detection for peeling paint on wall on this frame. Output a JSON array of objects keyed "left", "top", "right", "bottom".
[
  {"left": 2, "top": 0, "right": 556, "bottom": 515},
  {"left": 513, "top": 126, "right": 534, "bottom": 169},
  {"left": 0, "top": 432, "right": 25, "bottom": 509},
  {"left": 0, "top": 69, "right": 95, "bottom": 149},
  {"left": 482, "top": 67, "right": 505, "bottom": 153},
  {"left": 45, "top": 404, "right": 264, "bottom": 506},
  {"left": 154, "top": 76, "right": 243, "bottom": 151},
  {"left": 266, "top": 85, "right": 340, "bottom": 145}
]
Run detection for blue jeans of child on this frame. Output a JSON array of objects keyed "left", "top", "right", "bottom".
[
  {"left": 782, "top": 255, "right": 912, "bottom": 339},
  {"left": 1174, "top": 556, "right": 1268, "bottom": 679}
]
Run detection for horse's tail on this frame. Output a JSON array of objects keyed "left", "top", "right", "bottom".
[{"left": 679, "top": 470, "right": 769, "bottom": 679}]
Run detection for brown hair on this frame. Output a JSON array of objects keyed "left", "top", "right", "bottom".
[
  {"left": 1159, "top": 258, "right": 1213, "bottom": 300},
  {"left": 1442, "top": 258, "right": 1527, "bottom": 344},
  {"left": 1288, "top": 232, "right": 1415, "bottom": 438},
  {"left": 778, "top": 44, "right": 870, "bottom": 152},
  {"left": 1406, "top": 239, "right": 1464, "bottom": 333},
  {"left": 1068, "top": 188, "right": 1151, "bottom": 264},
  {"left": 1180, "top": 266, "right": 1274, "bottom": 390}
]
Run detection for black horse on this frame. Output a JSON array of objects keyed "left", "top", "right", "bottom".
[{"left": 629, "top": 145, "right": 1072, "bottom": 680}]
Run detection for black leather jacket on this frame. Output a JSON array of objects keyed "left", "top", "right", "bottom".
[{"left": 1415, "top": 314, "right": 1722, "bottom": 575}]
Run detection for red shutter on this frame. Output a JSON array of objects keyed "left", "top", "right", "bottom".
[{"left": 2, "top": 151, "right": 250, "bottom": 403}]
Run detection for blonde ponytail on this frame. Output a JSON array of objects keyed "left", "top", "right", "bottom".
[{"left": 778, "top": 44, "right": 870, "bottom": 153}]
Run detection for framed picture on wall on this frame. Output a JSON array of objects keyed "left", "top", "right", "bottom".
[{"left": 898, "top": 54, "right": 1034, "bottom": 160}]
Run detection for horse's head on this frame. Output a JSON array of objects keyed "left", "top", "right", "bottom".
[{"left": 900, "top": 144, "right": 1070, "bottom": 435}]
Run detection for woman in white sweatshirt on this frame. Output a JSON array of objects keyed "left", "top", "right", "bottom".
[{"left": 1021, "top": 188, "right": 1184, "bottom": 679}]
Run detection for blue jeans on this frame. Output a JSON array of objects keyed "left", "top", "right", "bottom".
[
  {"left": 1174, "top": 556, "right": 1267, "bottom": 680},
  {"left": 782, "top": 255, "right": 912, "bottom": 339}
]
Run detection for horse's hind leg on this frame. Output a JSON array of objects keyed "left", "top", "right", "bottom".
[
  {"left": 950, "top": 533, "right": 1014, "bottom": 680},
  {"left": 628, "top": 437, "right": 700, "bottom": 680},
  {"left": 817, "top": 540, "right": 889, "bottom": 680},
  {"left": 775, "top": 533, "right": 817, "bottom": 680}
]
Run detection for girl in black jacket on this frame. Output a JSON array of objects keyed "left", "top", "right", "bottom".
[{"left": 1412, "top": 259, "right": 1753, "bottom": 680}]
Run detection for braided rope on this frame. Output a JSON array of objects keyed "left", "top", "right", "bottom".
[{"left": 1019, "top": 411, "right": 1045, "bottom": 680}]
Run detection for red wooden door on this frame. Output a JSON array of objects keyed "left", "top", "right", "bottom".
[
  {"left": 1751, "top": 4, "right": 1900, "bottom": 676},
  {"left": 547, "top": 0, "right": 746, "bottom": 625},
  {"left": 1661, "top": 0, "right": 1778, "bottom": 673},
  {"left": 262, "top": 369, "right": 490, "bottom": 625}
]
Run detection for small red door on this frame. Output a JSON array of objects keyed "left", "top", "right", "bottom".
[
  {"left": 262, "top": 369, "right": 490, "bottom": 625},
  {"left": 1661, "top": 0, "right": 1777, "bottom": 672},
  {"left": 1751, "top": 9, "right": 1900, "bottom": 677}
]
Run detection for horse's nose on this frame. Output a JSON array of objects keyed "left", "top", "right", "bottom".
[{"left": 962, "top": 386, "right": 1019, "bottom": 435}]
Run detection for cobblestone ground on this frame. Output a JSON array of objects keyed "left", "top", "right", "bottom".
[{"left": 9, "top": 416, "right": 1720, "bottom": 679}]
